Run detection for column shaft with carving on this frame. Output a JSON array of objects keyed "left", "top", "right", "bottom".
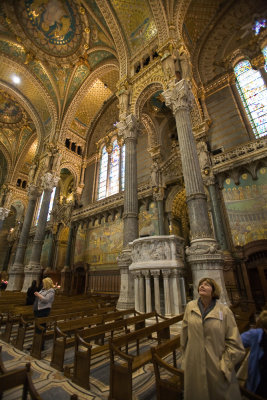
[
  {"left": 163, "top": 80, "right": 229, "bottom": 304},
  {"left": 6, "top": 185, "right": 39, "bottom": 291},
  {"left": 116, "top": 114, "right": 139, "bottom": 309},
  {"left": 21, "top": 173, "right": 59, "bottom": 292}
]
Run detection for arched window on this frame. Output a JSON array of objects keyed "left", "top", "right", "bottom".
[
  {"left": 234, "top": 60, "right": 267, "bottom": 138},
  {"left": 35, "top": 186, "right": 56, "bottom": 225},
  {"left": 97, "top": 139, "right": 125, "bottom": 200}
]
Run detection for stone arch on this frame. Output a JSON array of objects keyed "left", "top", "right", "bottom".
[
  {"left": 133, "top": 79, "right": 165, "bottom": 119},
  {"left": 60, "top": 62, "right": 119, "bottom": 142}
]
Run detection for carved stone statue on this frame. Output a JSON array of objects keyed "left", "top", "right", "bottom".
[
  {"left": 179, "top": 46, "right": 192, "bottom": 82},
  {"left": 197, "top": 141, "right": 210, "bottom": 171},
  {"left": 28, "top": 161, "right": 37, "bottom": 184},
  {"left": 151, "top": 161, "right": 159, "bottom": 187}
]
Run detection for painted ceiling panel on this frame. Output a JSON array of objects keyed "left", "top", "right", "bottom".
[
  {"left": 0, "top": 59, "right": 51, "bottom": 123},
  {"left": 110, "top": 0, "right": 157, "bottom": 53}
]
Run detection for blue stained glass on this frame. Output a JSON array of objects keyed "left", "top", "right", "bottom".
[
  {"left": 35, "top": 186, "right": 56, "bottom": 225},
  {"left": 98, "top": 146, "right": 108, "bottom": 200},
  {"left": 234, "top": 60, "right": 267, "bottom": 138},
  {"left": 35, "top": 192, "right": 44, "bottom": 225},
  {"left": 47, "top": 187, "right": 56, "bottom": 221},
  {"left": 253, "top": 19, "right": 266, "bottom": 35},
  {"left": 263, "top": 46, "right": 267, "bottom": 72},
  {"left": 121, "top": 144, "right": 125, "bottom": 191},
  {"left": 108, "top": 140, "right": 120, "bottom": 196}
]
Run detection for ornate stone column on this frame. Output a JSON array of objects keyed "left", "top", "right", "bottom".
[
  {"left": 21, "top": 173, "right": 59, "bottom": 292},
  {"left": 117, "top": 114, "right": 139, "bottom": 309},
  {"left": 0, "top": 207, "right": 10, "bottom": 230},
  {"left": 163, "top": 80, "right": 229, "bottom": 304},
  {"left": 133, "top": 271, "right": 140, "bottom": 312},
  {"left": 144, "top": 270, "right": 152, "bottom": 313},
  {"left": 151, "top": 269, "right": 161, "bottom": 314},
  {"left": 162, "top": 269, "right": 172, "bottom": 316},
  {"left": 6, "top": 185, "right": 39, "bottom": 291},
  {"left": 208, "top": 182, "right": 229, "bottom": 251},
  {"left": 139, "top": 272, "right": 145, "bottom": 313},
  {"left": 170, "top": 269, "right": 183, "bottom": 314}
]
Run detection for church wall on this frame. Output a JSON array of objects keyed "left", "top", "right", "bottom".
[
  {"left": 222, "top": 167, "right": 267, "bottom": 246},
  {"left": 139, "top": 202, "right": 159, "bottom": 237},
  {"left": 81, "top": 164, "right": 95, "bottom": 206},
  {"left": 206, "top": 86, "right": 249, "bottom": 151}
]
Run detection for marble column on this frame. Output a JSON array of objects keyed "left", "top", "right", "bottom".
[
  {"left": 162, "top": 269, "right": 171, "bottom": 316},
  {"left": 133, "top": 271, "right": 140, "bottom": 312},
  {"left": 117, "top": 114, "right": 139, "bottom": 309},
  {"left": 139, "top": 272, "right": 145, "bottom": 313},
  {"left": 208, "top": 183, "right": 229, "bottom": 251},
  {"left": 151, "top": 269, "right": 161, "bottom": 314},
  {"left": 21, "top": 173, "right": 59, "bottom": 292},
  {"left": 6, "top": 185, "right": 39, "bottom": 291},
  {"left": 170, "top": 269, "right": 183, "bottom": 314},
  {"left": 144, "top": 270, "right": 152, "bottom": 313},
  {"left": 163, "top": 80, "right": 229, "bottom": 304}
]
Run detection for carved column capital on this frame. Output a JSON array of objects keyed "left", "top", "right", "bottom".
[
  {"left": 150, "top": 269, "right": 161, "bottom": 277},
  {"left": 162, "top": 79, "right": 194, "bottom": 114},
  {"left": 162, "top": 269, "right": 171, "bottom": 277},
  {"left": 117, "top": 114, "right": 140, "bottom": 141},
  {"left": 27, "top": 184, "right": 41, "bottom": 200},
  {"left": 0, "top": 207, "right": 10, "bottom": 221},
  {"left": 40, "top": 172, "right": 60, "bottom": 192}
]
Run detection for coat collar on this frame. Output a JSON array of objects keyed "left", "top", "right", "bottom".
[{"left": 190, "top": 299, "right": 223, "bottom": 320}]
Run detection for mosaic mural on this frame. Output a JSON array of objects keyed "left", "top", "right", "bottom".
[
  {"left": 222, "top": 168, "right": 267, "bottom": 246},
  {"left": 139, "top": 202, "right": 159, "bottom": 237},
  {"left": 16, "top": 0, "right": 83, "bottom": 57},
  {"left": 0, "top": 92, "right": 23, "bottom": 124}
]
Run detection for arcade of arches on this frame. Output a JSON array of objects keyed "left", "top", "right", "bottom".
[{"left": 0, "top": 0, "right": 266, "bottom": 312}]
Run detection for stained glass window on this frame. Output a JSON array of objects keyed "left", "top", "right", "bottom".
[
  {"left": 98, "top": 146, "right": 108, "bottom": 200},
  {"left": 97, "top": 139, "right": 125, "bottom": 200},
  {"left": 108, "top": 140, "right": 120, "bottom": 196},
  {"left": 263, "top": 46, "right": 267, "bottom": 72},
  {"left": 234, "top": 60, "right": 267, "bottom": 138},
  {"left": 253, "top": 19, "right": 266, "bottom": 35},
  {"left": 35, "top": 186, "right": 56, "bottom": 225}
]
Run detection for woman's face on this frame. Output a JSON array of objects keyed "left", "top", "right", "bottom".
[{"left": 198, "top": 280, "right": 213, "bottom": 298}]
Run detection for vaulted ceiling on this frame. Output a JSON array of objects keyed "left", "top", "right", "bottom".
[{"left": 0, "top": 0, "right": 265, "bottom": 182}]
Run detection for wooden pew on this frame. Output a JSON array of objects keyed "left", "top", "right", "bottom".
[
  {"left": 151, "top": 335, "right": 184, "bottom": 400},
  {"left": 109, "top": 313, "right": 183, "bottom": 400},
  {"left": 69, "top": 312, "right": 158, "bottom": 389},
  {"left": 50, "top": 309, "right": 137, "bottom": 370},
  {"left": 14, "top": 305, "right": 116, "bottom": 351}
]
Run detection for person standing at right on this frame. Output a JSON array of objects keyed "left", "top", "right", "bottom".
[{"left": 181, "top": 277, "right": 245, "bottom": 400}]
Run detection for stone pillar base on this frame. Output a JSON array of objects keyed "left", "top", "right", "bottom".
[
  {"left": 186, "top": 238, "right": 230, "bottom": 305},
  {"left": 6, "top": 265, "right": 24, "bottom": 291},
  {"left": 117, "top": 248, "right": 135, "bottom": 310},
  {"left": 21, "top": 263, "right": 42, "bottom": 292}
]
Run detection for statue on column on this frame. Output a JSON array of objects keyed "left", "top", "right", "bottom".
[
  {"left": 28, "top": 160, "right": 38, "bottom": 184},
  {"left": 117, "top": 82, "right": 130, "bottom": 118},
  {"left": 178, "top": 45, "right": 193, "bottom": 82}
]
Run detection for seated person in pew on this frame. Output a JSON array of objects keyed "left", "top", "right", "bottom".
[
  {"left": 241, "top": 310, "right": 267, "bottom": 399},
  {"left": 181, "top": 277, "right": 245, "bottom": 400}
]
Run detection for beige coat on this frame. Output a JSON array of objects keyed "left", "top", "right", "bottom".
[{"left": 181, "top": 299, "right": 245, "bottom": 400}]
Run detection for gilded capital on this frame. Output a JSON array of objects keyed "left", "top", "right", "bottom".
[
  {"left": 117, "top": 114, "right": 140, "bottom": 141},
  {"left": 40, "top": 172, "right": 60, "bottom": 191},
  {"left": 162, "top": 79, "right": 194, "bottom": 114}
]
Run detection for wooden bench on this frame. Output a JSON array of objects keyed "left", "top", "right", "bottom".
[
  {"left": 50, "top": 309, "right": 137, "bottom": 370},
  {"left": 69, "top": 311, "right": 158, "bottom": 389},
  {"left": 109, "top": 313, "right": 183, "bottom": 400},
  {"left": 13, "top": 305, "right": 116, "bottom": 351},
  {"left": 151, "top": 335, "right": 184, "bottom": 400}
]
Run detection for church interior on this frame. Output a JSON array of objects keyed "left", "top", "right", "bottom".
[{"left": 0, "top": 0, "right": 267, "bottom": 399}]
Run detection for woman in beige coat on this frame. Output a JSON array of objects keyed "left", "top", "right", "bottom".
[{"left": 181, "top": 277, "right": 245, "bottom": 400}]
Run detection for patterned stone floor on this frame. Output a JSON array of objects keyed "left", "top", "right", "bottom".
[{"left": 0, "top": 338, "right": 158, "bottom": 400}]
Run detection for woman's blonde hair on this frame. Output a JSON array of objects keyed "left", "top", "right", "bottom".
[
  {"left": 42, "top": 277, "right": 54, "bottom": 290},
  {"left": 198, "top": 277, "right": 221, "bottom": 299}
]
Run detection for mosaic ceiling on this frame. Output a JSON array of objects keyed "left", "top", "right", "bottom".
[{"left": 0, "top": 0, "right": 265, "bottom": 186}]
